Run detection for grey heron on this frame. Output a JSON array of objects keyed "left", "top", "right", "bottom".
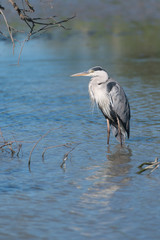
[{"left": 71, "top": 66, "right": 130, "bottom": 146}]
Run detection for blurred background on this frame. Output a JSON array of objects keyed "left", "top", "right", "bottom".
[{"left": 0, "top": 1, "right": 160, "bottom": 240}]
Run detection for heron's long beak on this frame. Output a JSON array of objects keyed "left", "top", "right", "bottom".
[{"left": 71, "top": 71, "right": 89, "bottom": 77}]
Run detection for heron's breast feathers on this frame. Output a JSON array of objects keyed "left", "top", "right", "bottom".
[{"left": 89, "top": 81, "right": 112, "bottom": 119}]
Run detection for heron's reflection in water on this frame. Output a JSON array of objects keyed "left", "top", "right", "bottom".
[
  {"left": 106, "top": 145, "right": 132, "bottom": 178},
  {"left": 81, "top": 145, "right": 132, "bottom": 206}
]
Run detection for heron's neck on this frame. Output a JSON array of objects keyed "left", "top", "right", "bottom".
[{"left": 89, "top": 74, "right": 109, "bottom": 105}]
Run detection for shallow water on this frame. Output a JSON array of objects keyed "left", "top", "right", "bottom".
[{"left": 0, "top": 26, "right": 160, "bottom": 239}]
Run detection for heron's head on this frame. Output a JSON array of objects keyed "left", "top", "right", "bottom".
[{"left": 71, "top": 66, "right": 109, "bottom": 80}]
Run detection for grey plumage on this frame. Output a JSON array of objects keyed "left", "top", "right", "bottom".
[
  {"left": 71, "top": 66, "right": 131, "bottom": 146},
  {"left": 105, "top": 78, "right": 130, "bottom": 142}
]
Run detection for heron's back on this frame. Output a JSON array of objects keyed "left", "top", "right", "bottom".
[{"left": 106, "top": 78, "right": 130, "bottom": 138}]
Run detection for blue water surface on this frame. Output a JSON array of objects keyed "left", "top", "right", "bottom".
[{"left": 0, "top": 30, "right": 160, "bottom": 240}]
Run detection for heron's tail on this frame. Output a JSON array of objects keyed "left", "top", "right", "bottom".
[{"left": 111, "top": 125, "right": 126, "bottom": 143}]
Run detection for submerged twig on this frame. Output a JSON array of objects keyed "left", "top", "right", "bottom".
[
  {"left": 0, "top": 127, "right": 79, "bottom": 171},
  {"left": 137, "top": 157, "right": 159, "bottom": 174},
  {"left": 28, "top": 127, "right": 61, "bottom": 170},
  {"left": 41, "top": 142, "right": 80, "bottom": 169},
  {"left": 0, "top": 141, "right": 14, "bottom": 149},
  {"left": 42, "top": 143, "right": 72, "bottom": 161},
  {"left": 61, "top": 143, "right": 80, "bottom": 169},
  {"left": 0, "top": 128, "right": 22, "bottom": 156},
  {"left": 17, "top": 143, "right": 22, "bottom": 157}
]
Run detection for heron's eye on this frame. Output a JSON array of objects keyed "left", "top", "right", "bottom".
[{"left": 89, "top": 69, "right": 94, "bottom": 73}]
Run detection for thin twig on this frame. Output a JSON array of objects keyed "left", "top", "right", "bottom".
[
  {"left": 0, "top": 9, "right": 15, "bottom": 54},
  {"left": 0, "top": 127, "right": 80, "bottom": 170},
  {"left": 25, "top": 0, "right": 35, "bottom": 12},
  {"left": 17, "top": 143, "right": 22, "bottom": 157},
  {"left": 42, "top": 143, "right": 72, "bottom": 161},
  {"left": 17, "top": 37, "right": 28, "bottom": 65},
  {"left": 137, "top": 157, "right": 159, "bottom": 174},
  {"left": 0, "top": 129, "right": 16, "bottom": 154},
  {"left": 0, "top": 142, "right": 14, "bottom": 149},
  {"left": 0, "top": 128, "right": 5, "bottom": 142},
  {"left": 11, "top": 133, "right": 23, "bottom": 156},
  {"left": 28, "top": 127, "right": 61, "bottom": 170},
  {"left": 61, "top": 143, "right": 80, "bottom": 168},
  {"left": 1, "top": 1, "right": 75, "bottom": 62}
]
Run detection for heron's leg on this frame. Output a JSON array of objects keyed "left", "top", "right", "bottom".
[
  {"left": 117, "top": 117, "right": 122, "bottom": 147},
  {"left": 107, "top": 119, "right": 110, "bottom": 145}
]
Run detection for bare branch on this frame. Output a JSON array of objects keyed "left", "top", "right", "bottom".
[
  {"left": 0, "top": 9, "right": 15, "bottom": 54},
  {"left": 28, "top": 127, "right": 62, "bottom": 170},
  {"left": 0, "top": 141, "right": 14, "bottom": 149},
  {"left": 0, "top": 128, "right": 80, "bottom": 171},
  {"left": 61, "top": 143, "right": 80, "bottom": 169},
  {"left": 18, "top": 36, "right": 28, "bottom": 64},
  {"left": 0, "top": 1, "right": 75, "bottom": 62},
  {"left": 24, "top": 0, "right": 35, "bottom": 12},
  {"left": 137, "top": 157, "right": 159, "bottom": 174},
  {"left": 0, "top": 128, "right": 5, "bottom": 142},
  {"left": 8, "top": 0, "right": 26, "bottom": 21},
  {"left": 8, "top": 0, "right": 75, "bottom": 35},
  {"left": 0, "top": 129, "right": 22, "bottom": 156},
  {"left": 42, "top": 143, "right": 72, "bottom": 161}
]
